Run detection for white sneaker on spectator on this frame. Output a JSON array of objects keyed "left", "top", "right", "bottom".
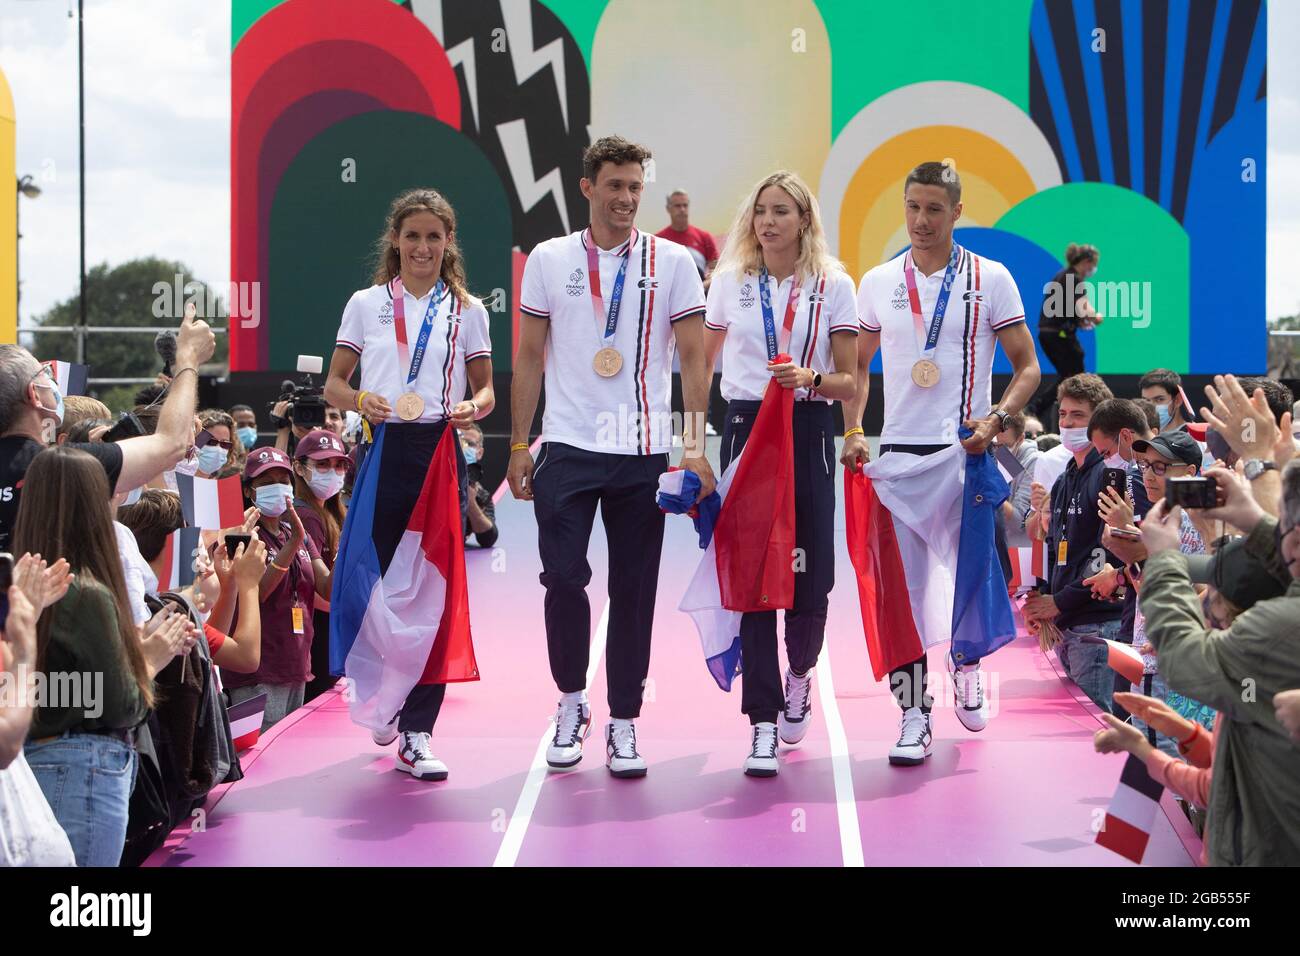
[
  {"left": 371, "top": 715, "right": 399, "bottom": 747},
  {"left": 546, "top": 692, "right": 591, "bottom": 771},
  {"left": 888, "top": 707, "right": 933, "bottom": 766},
  {"left": 744, "top": 722, "right": 780, "bottom": 777},
  {"left": 947, "top": 654, "right": 988, "bottom": 732},
  {"left": 605, "top": 719, "right": 647, "bottom": 778},
  {"left": 396, "top": 732, "right": 448, "bottom": 781},
  {"left": 778, "top": 668, "right": 814, "bottom": 745}
]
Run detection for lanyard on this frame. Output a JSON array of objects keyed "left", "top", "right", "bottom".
[
  {"left": 902, "top": 243, "right": 961, "bottom": 360},
  {"left": 391, "top": 276, "right": 446, "bottom": 387},
  {"left": 585, "top": 228, "right": 634, "bottom": 345},
  {"left": 757, "top": 268, "right": 804, "bottom": 361}
]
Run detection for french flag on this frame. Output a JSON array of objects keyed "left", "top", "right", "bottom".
[
  {"left": 1006, "top": 540, "right": 1047, "bottom": 595},
  {"left": 844, "top": 432, "right": 1017, "bottom": 681},
  {"left": 1083, "top": 635, "right": 1147, "bottom": 686},
  {"left": 44, "top": 360, "right": 89, "bottom": 396},
  {"left": 329, "top": 425, "right": 478, "bottom": 731},
  {"left": 155, "top": 526, "right": 202, "bottom": 591},
  {"left": 1096, "top": 753, "right": 1165, "bottom": 864},
  {"left": 227, "top": 692, "right": 267, "bottom": 752},
  {"left": 678, "top": 364, "right": 795, "bottom": 689},
  {"left": 175, "top": 473, "right": 245, "bottom": 531}
]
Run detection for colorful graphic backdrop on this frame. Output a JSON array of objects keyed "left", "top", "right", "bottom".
[{"left": 231, "top": 0, "right": 1268, "bottom": 375}]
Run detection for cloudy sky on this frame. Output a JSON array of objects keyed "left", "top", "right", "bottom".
[{"left": 2, "top": 0, "right": 1298, "bottom": 330}]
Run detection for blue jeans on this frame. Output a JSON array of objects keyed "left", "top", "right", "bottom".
[
  {"left": 1055, "top": 619, "right": 1120, "bottom": 713},
  {"left": 25, "top": 734, "right": 138, "bottom": 867}
]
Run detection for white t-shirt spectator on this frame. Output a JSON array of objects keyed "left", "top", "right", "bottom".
[
  {"left": 857, "top": 246, "right": 1025, "bottom": 444},
  {"left": 336, "top": 281, "right": 492, "bottom": 423},
  {"left": 520, "top": 229, "right": 704, "bottom": 455},
  {"left": 705, "top": 268, "right": 858, "bottom": 403},
  {"left": 114, "top": 520, "right": 152, "bottom": 626}
]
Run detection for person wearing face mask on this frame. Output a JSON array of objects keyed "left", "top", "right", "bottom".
[
  {"left": 1138, "top": 368, "right": 1191, "bottom": 433},
  {"left": 1028, "top": 244, "right": 1101, "bottom": 421},
  {"left": 230, "top": 405, "right": 260, "bottom": 452},
  {"left": 222, "top": 448, "right": 333, "bottom": 733},
  {"left": 195, "top": 410, "right": 243, "bottom": 480},
  {"left": 290, "top": 429, "right": 350, "bottom": 702},
  {"left": 1023, "top": 374, "right": 1123, "bottom": 711},
  {"left": 460, "top": 423, "right": 497, "bottom": 549}
]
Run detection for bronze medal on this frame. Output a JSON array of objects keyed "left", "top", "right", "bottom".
[
  {"left": 911, "top": 359, "right": 940, "bottom": 388},
  {"left": 395, "top": 391, "right": 425, "bottom": 421},
  {"left": 593, "top": 347, "right": 624, "bottom": 378}
]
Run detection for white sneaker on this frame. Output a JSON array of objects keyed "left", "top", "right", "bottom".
[
  {"left": 371, "top": 715, "right": 399, "bottom": 747},
  {"left": 605, "top": 720, "right": 647, "bottom": 778},
  {"left": 395, "top": 732, "right": 449, "bottom": 781},
  {"left": 546, "top": 693, "right": 591, "bottom": 771},
  {"left": 888, "top": 707, "right": 933, "bottom": 766},
  {"left": 948, "top": 654, "right": 988, "bottom": 732},
  {"left": 778, "top": 668, "right": 814, "bottom": 745},
  {"left": 744, "top": 722, "right": 780, "bottom": 777}
]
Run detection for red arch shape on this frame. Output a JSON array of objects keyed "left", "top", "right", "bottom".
[{"left": 231, "top": 0, "right": 459, "bottom": 368}]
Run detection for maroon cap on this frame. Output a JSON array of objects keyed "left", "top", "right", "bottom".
[
  {"left": 296, "top": 428, "right": 348, "bottom": 461},
  {"left": 244, "top": 446, "right": 293, "bottom": 479}
]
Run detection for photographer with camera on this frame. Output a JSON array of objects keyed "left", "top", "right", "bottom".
[
  {"left": 269, "top": 358, "right": 344, "bottom": 458},
  {"left": 0, "top": 306, "right": 216, "bottom": 552},
  {"left": 460, "top": 423, "right": 498, "bottom": 549}
]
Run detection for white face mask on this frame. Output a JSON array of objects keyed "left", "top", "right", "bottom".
[
  {"left": 1103, "top": 452, "right": 1126, "bottom": 469},
  {"left": 305, "top": 468, "right": 345, "bottom": 501},
  {"left": 1061, "top": 426, "right": 1092, "bottom": 452}
]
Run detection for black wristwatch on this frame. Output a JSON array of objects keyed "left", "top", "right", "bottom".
[{"left": 990, "top": 408, "right": 1010, "bottom": 432}]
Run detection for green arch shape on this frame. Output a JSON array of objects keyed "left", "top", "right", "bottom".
[
  {"left": 267, "top": 109, "right": 513, "bottom": 371},
  {"left": 996, "top": 182, "right": 1189, "bottom": 374}
]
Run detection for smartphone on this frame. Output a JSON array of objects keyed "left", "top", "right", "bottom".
[
  {"left": 103, "top": 412, "right": 146, "bottom": 444},
  {"left": 224, "top": 533, "right": 252, "bottom": 560},
  {"left": 1102, "top": 467, "right": 1127, "bottom": 498},
  {"left": 1108, "top": 527, "right": 1142, "bottom": 541},
  {"left": 1166, "top": 475, "right": 1218, "bottom": 510},
  {"left": 0, "top": 553, "right": 13, "bottom": 633}
]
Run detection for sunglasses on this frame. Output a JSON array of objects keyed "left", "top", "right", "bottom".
[{"left": 196, "top": 430, "right": 234, "bottom": 451}]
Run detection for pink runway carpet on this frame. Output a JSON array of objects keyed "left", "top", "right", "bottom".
[{"left": 147, "top": 455, "right": 1201, "bottom": 867}]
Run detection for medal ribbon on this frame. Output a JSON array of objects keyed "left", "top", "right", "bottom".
[
  {"left": 757, "top": 267, "right": 804, "bottom": 361},
  {"left": 585, "top": 227, "right": 635, "bottom": 348},
  {"left": 391, "top": 275, "right": 446, "bottom": 387},
  {"left": 902, "top": 243, "right": 961, "bottom": 362}
]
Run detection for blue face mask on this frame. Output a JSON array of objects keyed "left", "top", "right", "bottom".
[
  {"left": 34, "top": 375, "right": 64, "bottom": 426},
  {"left": 1156, "top": 404, "right": 1172, "bottom": 429},
  {"left": 462, "top": 443, "right": 478, "bottom": 465},
  {"left": 254, "top": 483, "right": 292, "bottom": 517},
  {"left": 197, "top": 446, "right": 229, "bottom": 475},
  {"left": 236, "top": 426, "right": 258, "bottom": 449}
]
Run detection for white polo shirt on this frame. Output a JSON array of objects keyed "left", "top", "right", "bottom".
[
  {"left": 857, "top": 246, "right": 1025, "bottom": 445},
  {"left": 520, "top": 228, "right": 705, "bottom": 455},
  {"left": 705, "top": 268, "right": 858, "bottom": 402},
  {"left": 335, "top": 280, "right": 492, "bottom": 424}
]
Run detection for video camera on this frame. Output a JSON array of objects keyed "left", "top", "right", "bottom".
[{"left": 269, "top": 354, "right": 327, "bottom": 429}]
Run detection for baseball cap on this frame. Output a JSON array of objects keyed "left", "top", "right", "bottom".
[
  {"left": 243, "top": 446, "right": 293, "bottom": 479},
  {"left": 295, "top": 428, "right": 348, "bottom": 461},
  {"left": 1185, "top": 536, "right": 1289, "bottom": 610},
  {"left": 1132, "top": 429, "right": 1202, "bottom": 467}
]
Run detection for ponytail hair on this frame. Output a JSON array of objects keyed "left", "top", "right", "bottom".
[{"left": 371, "top": 188, "right": 474, "bottom": 308}]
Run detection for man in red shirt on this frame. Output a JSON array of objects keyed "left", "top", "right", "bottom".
[{"left": 657, "top": 190, "right": 718, "bottom": 280}]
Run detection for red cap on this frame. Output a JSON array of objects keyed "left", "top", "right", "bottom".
[
  {"left": 243, "top": 446, "right": 293, "bottom": 479},
  {"left": 296, "top": 429, "right": 348, "bottom": 461}
]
